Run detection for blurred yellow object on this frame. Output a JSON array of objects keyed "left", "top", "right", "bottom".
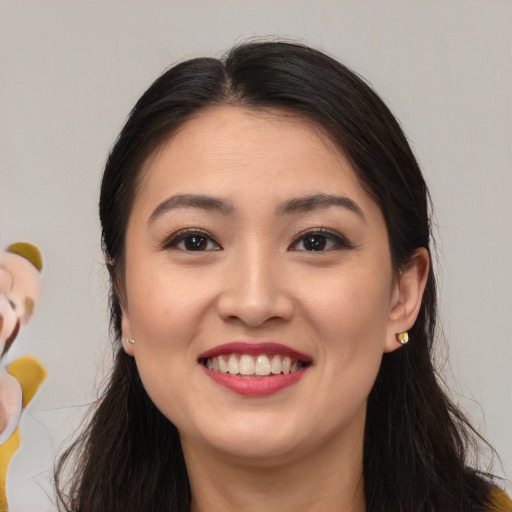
[
  {"left": 0, "top": 356, "right": 46, "bottom": 512},
  {"left": 5, "top": 243, "right": 42, "bottom": 273},
  {"left": 0, "top": 429, "right": 19, "bottom": 512}
]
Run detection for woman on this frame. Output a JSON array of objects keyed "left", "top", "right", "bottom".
[{"left": 56, "top": 41, "right": 510, "bottom": 512}]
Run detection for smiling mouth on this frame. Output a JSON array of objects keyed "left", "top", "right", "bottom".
[{"left": 201, "top": 354, "right": 310, "bottom": 377}]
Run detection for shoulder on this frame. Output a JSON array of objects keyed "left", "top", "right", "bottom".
[{"left": 487, "top": 486, "right": 512, "bottom": 512}]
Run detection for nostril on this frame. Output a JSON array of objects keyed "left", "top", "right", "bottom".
[{"left": 217, "top": 292, "right": 294, "bottom": 328}]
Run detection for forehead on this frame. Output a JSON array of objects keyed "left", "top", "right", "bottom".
[{"left": 135, "top": 106, "right": 366, "bottom": 201}]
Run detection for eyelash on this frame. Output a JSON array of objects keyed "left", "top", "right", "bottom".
[
  {"left": 162, "top": 227, "right": 352, "bottom": 253},
  {"left": 162, "top": 228, "right": 222, "bottom": 251},
  {"left": 289, "top": 228, "right": 353, "bottom": 252}
]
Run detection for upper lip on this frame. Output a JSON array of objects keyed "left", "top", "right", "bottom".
[{"left": 198, "top": 342, "right": 313, "bottom": 362}]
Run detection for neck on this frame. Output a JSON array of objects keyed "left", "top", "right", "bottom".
[{"left": 182, "top": 423, "right": 366, "bottom": 512}]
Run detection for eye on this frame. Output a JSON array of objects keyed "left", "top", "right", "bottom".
[
  {"left": 163, "top": 229, "right": 221, "bottom": 252},
  {"left": 289, "top": 229, "right": 352, "bottom": 252}
]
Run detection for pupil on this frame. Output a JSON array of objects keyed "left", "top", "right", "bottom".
[
  {"left": 304, "top": 235, "right": 326, "bottom": 251},
  {"left": 185, "top": 236, "right": 207, "bottom": 251}
]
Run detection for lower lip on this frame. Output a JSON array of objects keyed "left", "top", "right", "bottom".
[{"left": 202, "top": 367, "right": 307, "bottom": 396}]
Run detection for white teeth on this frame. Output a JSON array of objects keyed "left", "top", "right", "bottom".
[
  {"left": 270, "top": 355, "right": 282, "bottom": 374},
  {"left": 282, "top": 356, "right": 291, "bottom": 374},
  {"left": 219, "top": 355, "right": 229, "bottom": 373},
  {"left": 239, "top": 355, "right": 255, "bottom": 375},
  {"left": 228, "top": 354, "right": 239, "bottom": 374},
  {"left": 205, "top": 353, "right": 307, "bottom": 376},
  {"left": 255, "top": 355, "right": 271, "bottom": 376}
]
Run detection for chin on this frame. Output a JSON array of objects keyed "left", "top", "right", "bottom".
[
  {"left": 207, "top": 436, "right": 304, "bottom": 464},
  {"left": 187, "top": 414, "right": 312, "bottom": 463}
]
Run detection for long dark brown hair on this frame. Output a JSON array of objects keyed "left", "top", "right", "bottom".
[{"left": 56, "top": 41, "right": 497, "bottom": 511}]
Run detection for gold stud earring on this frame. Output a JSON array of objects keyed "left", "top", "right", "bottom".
[{"left": 396, "top": 331, "right": 409, "bottom": 345}]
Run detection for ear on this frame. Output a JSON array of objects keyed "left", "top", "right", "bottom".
[
  {"left": 384, "top": 248, "right": 430, "bottom": 353},
  {"left": 121, "top": 307, "right": 135, "bottom": 356}
]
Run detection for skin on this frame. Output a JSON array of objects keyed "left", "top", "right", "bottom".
[{"left": 121, "top": 107, "right": 429, "bottom": 512}]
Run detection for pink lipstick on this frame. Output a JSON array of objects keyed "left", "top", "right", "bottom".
[{"left": 198, "top": 342, "right": 311, "bottom": 397}]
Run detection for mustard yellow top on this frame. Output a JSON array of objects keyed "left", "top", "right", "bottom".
[{"left": 488, "top": 487, "right": 512, "bottom": 511}]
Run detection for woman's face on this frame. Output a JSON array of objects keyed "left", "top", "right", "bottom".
[{"left": 122, "top": 107, "right": 416, "bottom": 463}]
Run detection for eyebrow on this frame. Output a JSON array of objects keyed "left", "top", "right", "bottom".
[
  {"left": 148, "top": 194, "right": 234, "bottom": 225},
  {"left": 148, "top": 192, "right": 365, "bottom": 225},
  {"left": 277, "top": 193, "right": 365, "bottom": 219}
]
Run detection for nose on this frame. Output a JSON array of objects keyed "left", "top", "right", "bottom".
[{"left": 217, "top": 250, "right": 294, "bottom": 328}]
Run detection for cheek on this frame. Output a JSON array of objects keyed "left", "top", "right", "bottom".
[
  {"left": 304, "top": 265, "right": 392, "bottom": 345},
  {"left": 124, "top": 266, "right": 215, "bottom": 420},
  {"left": 127, "top": 298, "right": 194, "bottom": 427},
  {"left": 128, "top": 254, "right": 203, "bottom": 325},
  {"left": 127, "top": 274, "right": 202, "bottom": 352},
  {"left": 300, "top": 266, "right": 392, "bottom": 399}
]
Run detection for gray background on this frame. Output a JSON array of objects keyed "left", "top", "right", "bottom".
[{"left": 1, "top": 1, "right": 510, "bottom": 510}]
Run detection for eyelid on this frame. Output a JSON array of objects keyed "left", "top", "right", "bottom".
[
  {"left": 288, "top": 227, "right": 353, "bottom": 251},
  {"left": 161, "top": 228, "right": 222, "bottom": 251}
]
